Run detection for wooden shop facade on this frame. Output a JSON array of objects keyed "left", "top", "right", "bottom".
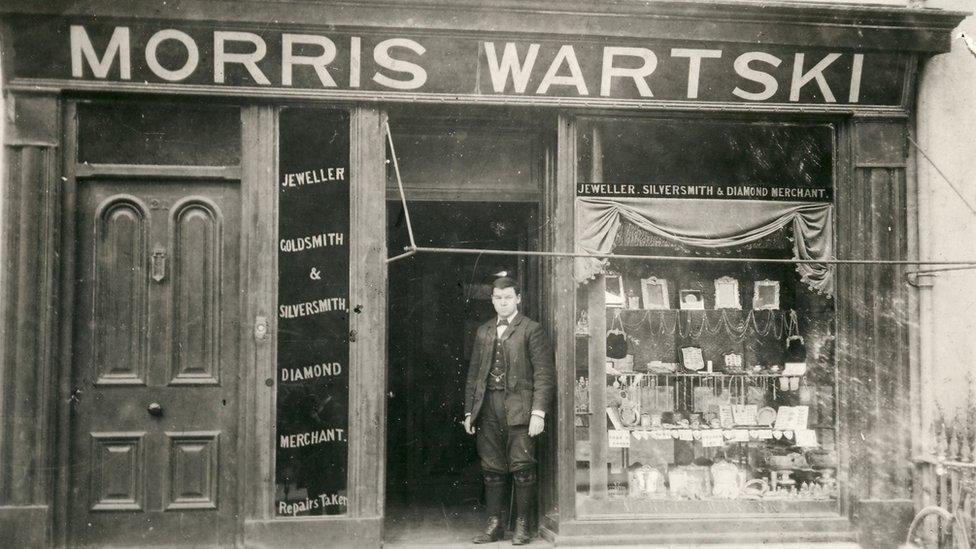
[{"left": 0, "top": 1, "right": 966, "bottom": 547}]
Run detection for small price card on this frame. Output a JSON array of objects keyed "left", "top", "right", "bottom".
[
  {"left": 650, "top": 430, "right": 670, "bottom": 440},
  {"left": 782, "top": 363, "right": 807, "bottom": 376},
  {"left": 732, "top": 405, "right": 758, "bottom": 425},
  {"left": 774, "top": 407, "right": 796, "bottom": 431},
  {"left": 678, "top": 430, "right": 694, "bottom": 441},
  {"left": 774, "top": 406, "right": 810, "bottom": 431},
  {"left": 701, "top": 430, "right": 725, "bottom": 448},
  {"left": 609, "top": 429, "right": 631, "bottom": 448},
  {"left": 794, "top": 406, "right": 809, "bottom": 430},
  {"left": 795, "top": 429, "right": 819, "bottom": 447},
  {"left": 681, "top": 347, "right": 705, "bottom": 371},
  {"left": 719, "top": 405, "right": 734, "bottom": 427},
  {"left": 606, "top": 407, "right": 625, "bottom": 431}
]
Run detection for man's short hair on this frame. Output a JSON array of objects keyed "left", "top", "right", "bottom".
[{"left": 493, "top": 276, "right": 521, "bottom": 295}]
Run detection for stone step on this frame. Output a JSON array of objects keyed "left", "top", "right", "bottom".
[
  {"left": 564, "top": 541, "right": 861, "bottom": 549},
  {"left": 550, "top": 531, "right": 859, "bottom": 547},
  {"left": 553, "top": 515, "right": 855, "bottom": 538}
]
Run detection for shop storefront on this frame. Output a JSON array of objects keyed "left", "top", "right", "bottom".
[{"left": 0, "top": 1, "right": 966, "bottom": 547}]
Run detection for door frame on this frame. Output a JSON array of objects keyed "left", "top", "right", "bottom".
[
  {"left": 52, "top": 98, "right": 255, "bottom": 547},
  {"left": 383, "top": 198, "right": 543, "bottom": 495},
  {"left": 237, "top": 105, "right": 389, "bottom": 547},
  {"left": 381, "top": 107, "right": 555, "bottom": 542}
]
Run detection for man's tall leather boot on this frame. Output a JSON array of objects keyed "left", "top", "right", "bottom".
[
  {"left": 512, "top": 470, "right": 536, "bottom": 545},
  {"left": 472, "top": 472, "right": 506, "bottom": 544}
]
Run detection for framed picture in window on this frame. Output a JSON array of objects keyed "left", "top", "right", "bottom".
[
  {"left": 640, "top": 277, "right": 670, "bottom": 310},
  {"left": 714, "top": 276, "right": 741, "bottom": 309},
  {"left": 752, "top": 280, "right": 780, "bottom": 310},
  {"left": 605, "top": 273, "right": 625, "bottom": 308},
  {"left": 679, "top": 289, "right": 705, "bottom": 310}
]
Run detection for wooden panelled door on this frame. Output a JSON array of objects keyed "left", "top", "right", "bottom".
[{"left": 68, "top": 179, "right": 241, "bottom": 547}]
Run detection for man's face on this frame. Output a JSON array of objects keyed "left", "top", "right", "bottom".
[{"left": 492, "top": 287, "right": 521, "bottom": 318}]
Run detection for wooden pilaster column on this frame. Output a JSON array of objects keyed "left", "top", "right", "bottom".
[
  {"left": 347, "top": 106, "right": 388, "bottom": 523},
  {"left": 240, "top": 105, "right": 277, "bottom": 521},
  {"left": 551, "top": 114, "right": 577, "bottom": 524},
  {"left": 0, "top": 92, "right": 62, "bottom": 547},
  {"left": 836, "top": 116, "right": 914, "bottom": 547}
]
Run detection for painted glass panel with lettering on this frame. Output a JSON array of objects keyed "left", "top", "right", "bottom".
[{"left": 275, "top": 108, "right": 350, "bottom": 516}]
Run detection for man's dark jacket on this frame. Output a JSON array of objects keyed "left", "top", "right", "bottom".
[{"left": 464, "top": 313, "right": 556, "bottom": 426}]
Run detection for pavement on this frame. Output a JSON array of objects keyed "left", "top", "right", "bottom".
[
  {"left": 381, "top": 497, "right": 861, "bottom": 548},
  {"left": 383, "top": 542, "right": 860, "bottom": 548}
]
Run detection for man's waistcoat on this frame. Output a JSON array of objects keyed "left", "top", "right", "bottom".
[{"left": 463, "top": 313, "right": 556, "bottom": 427}]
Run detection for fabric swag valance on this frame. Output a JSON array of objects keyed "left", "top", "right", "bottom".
[{"left": 575, "top": 197, "right": 834, "bottom": 296}]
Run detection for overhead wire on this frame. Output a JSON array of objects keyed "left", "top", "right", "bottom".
[
  {"left": 396, "top": 245, "right": 976, "bottom": 267},
  {"left": 907, "top": 265, "right": 976, "bottom": 277},
  {"left": 902, "top": 136, "right": 976, "bottom": 278},
  {"left": 908, "top": 135, "right": 976, "bottom": 216}
]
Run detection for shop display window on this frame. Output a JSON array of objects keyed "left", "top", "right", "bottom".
[{"left": 573, "top": 118, "right": 837, "bottom": 516}]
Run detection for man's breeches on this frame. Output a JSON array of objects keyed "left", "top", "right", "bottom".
[{"left": 476, "top": 390, "right": 537, "bottom": 474}]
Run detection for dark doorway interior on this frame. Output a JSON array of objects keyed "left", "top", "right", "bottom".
[{"left": 384, "top": 201, "right": 538, "bottom": 545}]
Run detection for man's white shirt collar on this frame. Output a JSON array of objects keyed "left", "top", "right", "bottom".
[{"left": 497, "top": 312, "right": 518, "bottom": 325}]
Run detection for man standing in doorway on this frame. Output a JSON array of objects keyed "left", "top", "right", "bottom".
[{"left": 463, "top": 277, "right": 555, "bottom": 545}]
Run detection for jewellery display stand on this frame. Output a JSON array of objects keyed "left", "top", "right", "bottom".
[{"left": 575, "top": 257, "right": 837, "bottom": 512}]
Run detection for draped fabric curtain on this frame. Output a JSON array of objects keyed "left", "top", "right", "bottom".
[{"left": 575, "top": 197, "right": 834, "bottom": 296}]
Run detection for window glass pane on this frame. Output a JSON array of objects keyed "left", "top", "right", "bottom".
[
  {"left": 573, "top": 118, "right": 836, "bottom": 516},
  {"left": 387, "top": 112, "right": 542, "bottom": 196},
  {"left": 578, "top": 120, "right": 831, "bottom": 190},
  {"left": 78, "top": 102, "right": 241, "bottom": 165}
]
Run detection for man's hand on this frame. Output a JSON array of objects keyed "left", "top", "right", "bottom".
[
  {"left": 528, "top": 415, "right": 544, "bottom": 437},
  {"left": 463, "top": 415, "right": 475, "bottom": 435}
]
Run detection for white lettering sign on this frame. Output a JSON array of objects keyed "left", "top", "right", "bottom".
[
  {"left": 64, "top": 25, "right": 880, "bottom": 104},
  {"left": 790, "top": 53, "right": 841, "bottom": 102},
  {"left": 372, "top": 38, "right": 427, "bottom": 90},
  {"left": 71, "top": 25, "right": 131, "bottom": 79},
  {"left": 279, "top": 428, "right": 346, "bottom": 448},
  {"left": 282, "top": 34, "right": 338, "bottom": 87},
  {"left": 145, "top": 29, "right": 199, "bottom": 81},
  {"left": 601, "top": 47, "right": 657, "bottom": 97},
  {"left": 484, "top": 42, "right": 540, "bottom": 94},
  {"left": 214, "top": 31, "right": 270, "bottom": 85},
  {"left": 671, "top": 48, "right": 722, "bottom": 99},
  {"left": 280, "top": 362, "right": 343, "bottom": 382},
  {"left": 732, "top": 51, "right": 782, "bottom": 101},
  {"left": 536, "top": 45, "right": 588, "bottom": 95}
]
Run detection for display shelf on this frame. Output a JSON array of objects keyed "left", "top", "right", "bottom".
[
  {"left": 605, "top": 307, "right": 795, "bottom": 341},
  {"left": 612, "top": 308, "right": 788, "bottom": 313},
  {"left": 615, "top": 426, "right": 787, "bottom": 432},
  {"left": 575, "top": 494, "right": 838, "bottom": 516},
  {"left": 609, "top": 427, "right": 819, "bottom": 440},
  {"left": 572, "top": 417, "right": 834, "bottom": 429},
  {"left": 604, "top": 371, "right": 803, "bottom": 379}
]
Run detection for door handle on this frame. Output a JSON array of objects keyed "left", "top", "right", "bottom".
[
  {"left": 151, "top": 247, "right": 167, "bottom": 282},
  {"left": 254, "top": 316, "right": 269, "bottom": 342},
  {"left": 147, "top": 402, "right": 164, "bottom": 417}
]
